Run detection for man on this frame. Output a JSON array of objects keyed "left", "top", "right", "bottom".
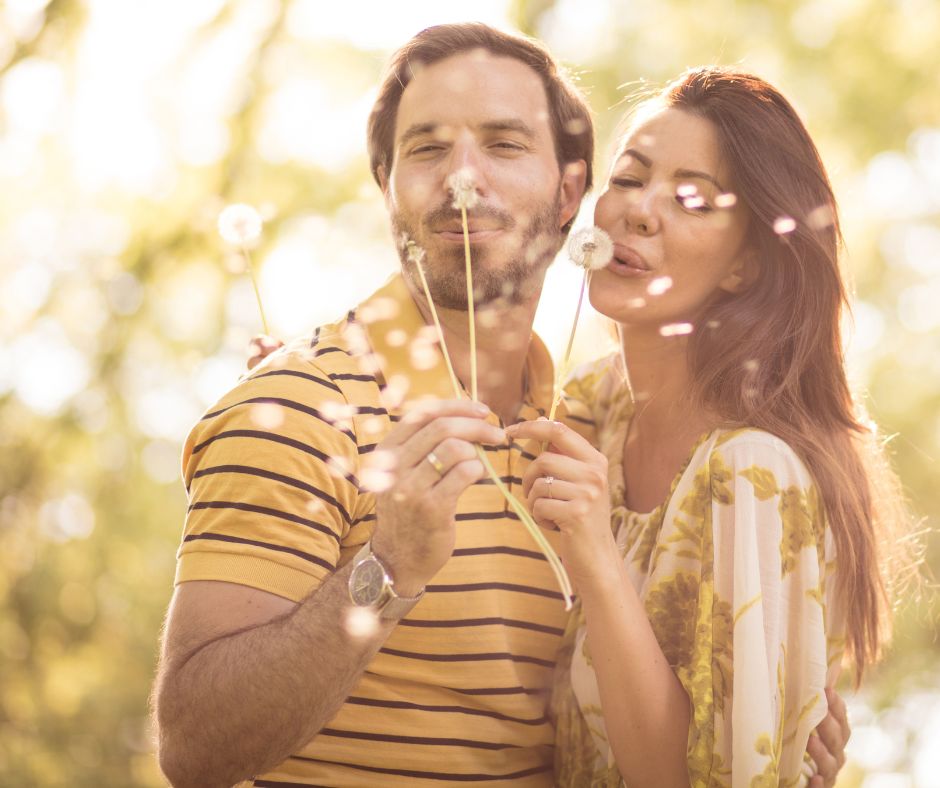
[{"left": 153, "top": 23, "right": 849, "bottom": 787}]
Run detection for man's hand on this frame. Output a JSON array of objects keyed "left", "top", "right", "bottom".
[
  {"left": 371, "top": 399, "right": 505, "bottom": 596},
  {"left": 247, "top": 335, "right": 283, "bottom": 369},
  {"left": 808, "top": 687, "right": 851, "bottom": 787}
]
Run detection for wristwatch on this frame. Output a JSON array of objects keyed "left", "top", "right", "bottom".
[{"left": 347, "top": 541, "right": 424, "bottom": 620}]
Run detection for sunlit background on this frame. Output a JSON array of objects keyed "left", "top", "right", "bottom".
[{"left": 1, "top": 0, "right": 938, "bottom": 785}]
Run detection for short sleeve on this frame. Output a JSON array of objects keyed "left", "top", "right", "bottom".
[
  {"left": 687, "top": 432, "right": 836, "bottom": 787},
  {"left": 175, "top": 350, "right": 361, "bottom": 602}
]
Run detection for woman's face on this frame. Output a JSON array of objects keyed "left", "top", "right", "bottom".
[{"left": 590, "top": 107, "right": 751, "bottom": 332}]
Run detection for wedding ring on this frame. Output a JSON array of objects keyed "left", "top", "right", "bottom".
[
  {"left": 425, "top": 450, "right": 445, "bottom": 477},
  {"left": 545, "top": 475, "right": 554, "bottom": 499}
]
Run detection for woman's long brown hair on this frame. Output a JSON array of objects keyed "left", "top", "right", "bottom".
[{"left": 645, "top": 67, "right": 913, "bottom": 680}]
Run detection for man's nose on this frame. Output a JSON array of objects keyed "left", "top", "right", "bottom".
[{"left": 445, "top": 135, "right": 487, "bottom": 198}]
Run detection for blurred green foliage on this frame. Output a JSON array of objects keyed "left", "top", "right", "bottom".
[{"left": 1, "top": 0, "right": 937, "bottom": 784}]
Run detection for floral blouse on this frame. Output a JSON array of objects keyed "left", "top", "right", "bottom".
[{"left": 552, "top": 356, "right": 846, "bottom": 787}]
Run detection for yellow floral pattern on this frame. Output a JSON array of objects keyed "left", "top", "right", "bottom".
[{"left": 553, "top": 356, "right": 846, "bottom": 787}]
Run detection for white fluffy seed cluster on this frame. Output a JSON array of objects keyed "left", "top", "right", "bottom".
[
  {"left": 447, "top": 168, "right": 480, "bottom": 210},
  {"left": 567, "top": 226, "right": 614, "bottom": 270},
  {"left": 218, "top": 203, "right": 263, "bottom": 246}
]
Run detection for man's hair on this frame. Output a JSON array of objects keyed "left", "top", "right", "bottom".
[{"left": 367, "top": 23, "right": 594, "bottom": 197}]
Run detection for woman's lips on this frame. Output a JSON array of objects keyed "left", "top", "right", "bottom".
[{"left": 606, "top": 245, "right": 652, "bottom": 277}]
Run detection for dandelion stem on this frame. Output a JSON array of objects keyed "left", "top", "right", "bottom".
[
  {"left": 411, "top": 239, "right": 572, "bottom": 608},
  {"left": 242, "top": 245, "right": 270, "bottom": 336},
  {"left": 476, "top": 447, "right": 573, "bottom": 610},
  {"left": 548, "top": 267, "right": 591, "bottom": 422},
  {"left": 461, "top": 206, "right": 478, "bottom": 402},
  {"left": 413, "top": 253, "right": 462, "bottom": 399}
]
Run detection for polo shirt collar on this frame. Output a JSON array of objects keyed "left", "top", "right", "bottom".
[{"left": 354, "top": 272, "right": 558, "bottom": 418}]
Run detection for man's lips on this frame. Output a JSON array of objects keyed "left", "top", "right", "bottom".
[{"left": 435, "top": 228, "right": 503, "bottom": 242}]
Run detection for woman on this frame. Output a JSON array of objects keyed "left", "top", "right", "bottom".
[{"left": 506, "top": 67, "right": 908, "bottom": 786}]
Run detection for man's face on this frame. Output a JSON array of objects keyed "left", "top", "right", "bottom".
[{"left": 381, "top": 50, "right": 584, "bottom": 309}]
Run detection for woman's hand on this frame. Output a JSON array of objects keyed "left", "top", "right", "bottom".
[
  {"left": 247, "top": 335, "right": 284, "bottom": 369},
  {"left": 506, "top": 418, "right": 620, "bottom": 594}
]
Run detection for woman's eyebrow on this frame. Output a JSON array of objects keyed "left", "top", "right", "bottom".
[{"left": 674, "top": 168, "right": 725, "bottom": 192}]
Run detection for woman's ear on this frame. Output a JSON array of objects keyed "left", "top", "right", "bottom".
[{"left": 719, "top": 250, "right": 758, "bottom": 294}]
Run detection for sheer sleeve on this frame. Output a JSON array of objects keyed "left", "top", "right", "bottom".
[{"left": 680, "top": 431, "right": 841, "bottom": 787}]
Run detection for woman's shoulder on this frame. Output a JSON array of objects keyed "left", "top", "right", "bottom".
[
  {"left": 561, "top": 353, "right": 629, "bottom": 424},
  {"left": 698, "top": 426, "right": 818, "bottom": 496}
]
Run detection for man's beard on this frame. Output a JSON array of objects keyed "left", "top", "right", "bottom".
[{"left": 393, "top": 189, "right": 564, "bottom": 309}]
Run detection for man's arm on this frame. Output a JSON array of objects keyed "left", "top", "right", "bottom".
[
  {"left": 153, "top": 400, "right": 505, "bottom": 787},
  {"left": 154, "top": 568, "right": 391, "bottom": 788}
]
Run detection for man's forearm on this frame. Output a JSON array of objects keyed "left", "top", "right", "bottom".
[{"left": 156, "top": 562, "right": 394, "bottom": 788}]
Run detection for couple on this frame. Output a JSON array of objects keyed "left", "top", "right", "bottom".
[{"left": 153, "top": 22, "right": 899, "bottom": 787}]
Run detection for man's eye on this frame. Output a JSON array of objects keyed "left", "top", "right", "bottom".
[
  {"left": 411, "top": 144, "right": 443, "bottom": 155},
  {"left": 492, "top": 141, "right": 524, "bottom": 151}
]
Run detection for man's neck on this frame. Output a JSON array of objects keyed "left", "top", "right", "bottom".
[{"left": 408, "top": 279, "right": 542, "bottom": 425}]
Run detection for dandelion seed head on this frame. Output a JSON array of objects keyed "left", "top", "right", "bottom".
[
  {"left": 659, "top": 322, "right": 694, "bottom": 337},
  {"left": 807, "top": 204, "right": 835, "bottom": 230},
  {"left": 680, "top": 195, "right": 706, "bottom": 210},
  {"left": 218, "top": 203, "right": 263, "bottom": 246},
  {"left": 567, "top": 227, "right": 614, "bottom": 270},
  {"left": 773, "top": 216, "right": 797, "bottom": 235},
  {"left": 250, "top": 402, "right": 283, "bottom": 430},
  {"left": 385, "top": 329, "right": 408, "bottom": 347},
  {"left": 677, "top": 183, "right": 698, "bottom": 198},
  {"left": 715, "top": 193, "right": 738, "bottom": 209},
  {"left": 626, "top": 297, "right": 647, "bottom": 309},
  {"left": 447, "top": 168, "right": 479, "bottom": 210},
  {"left": 345, "top": 607, "right": 379, "bottom": 639},
  {"left": 405, "top": 241, "right": 426, "bottom": 265},
  {"left": 647, "top": 276, "right": 673, "bottom": 296}
]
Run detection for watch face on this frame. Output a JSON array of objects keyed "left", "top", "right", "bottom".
[{"left": 350, "top": 558, "right": 386, "bottom": 606}]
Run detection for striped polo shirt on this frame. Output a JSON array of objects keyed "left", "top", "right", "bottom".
[{"left": 176, "top": 272, "right": 595, "bottom": 786}]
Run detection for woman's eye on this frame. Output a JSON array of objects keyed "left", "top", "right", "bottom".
[{"left": 676, "top": 194, "right": 714, "bottom": 213}]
